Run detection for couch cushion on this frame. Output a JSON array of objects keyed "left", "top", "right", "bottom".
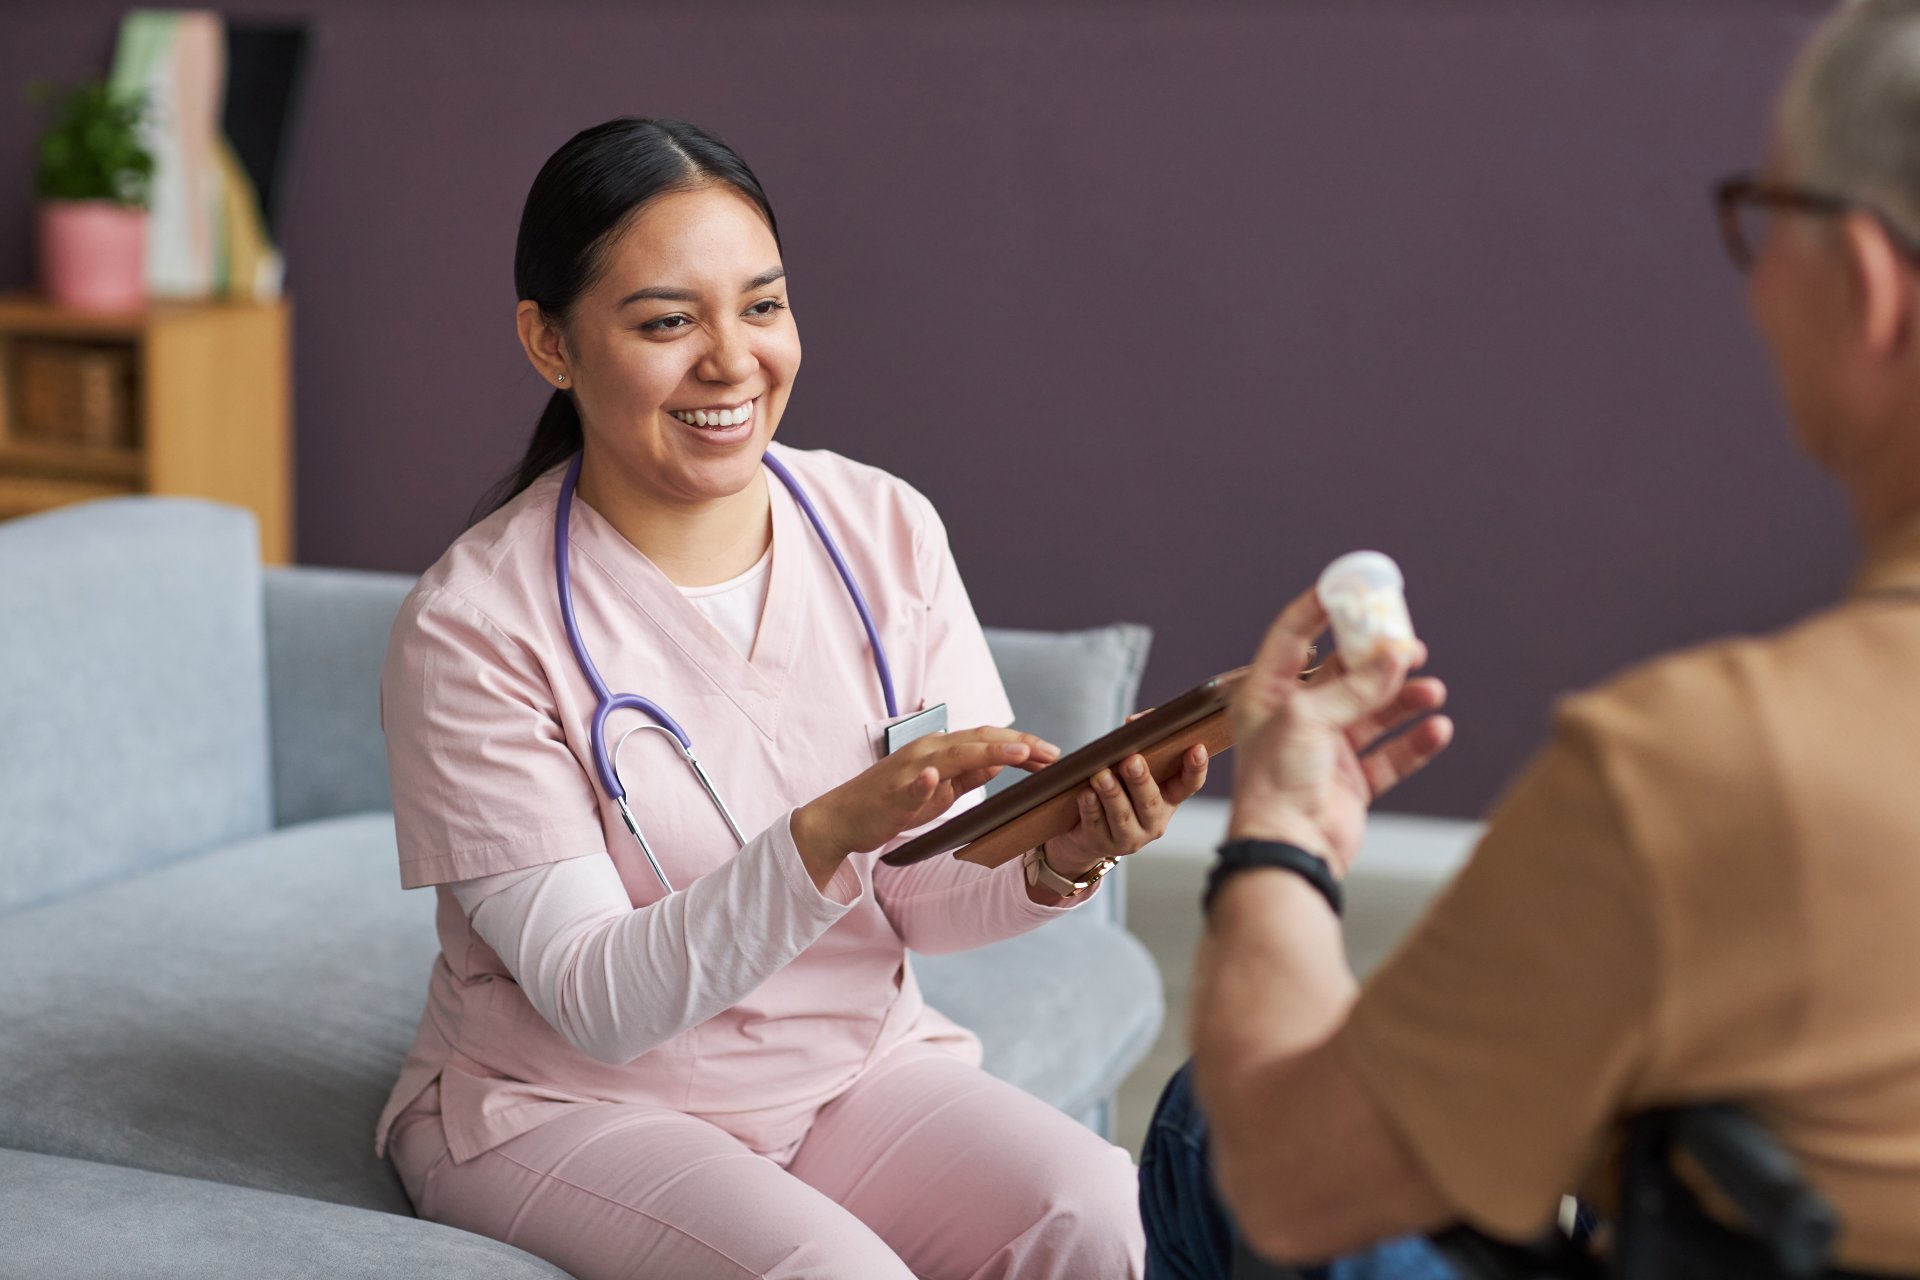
[
  {"left": 0, "top": 813, "right": 436, "bottom": 1214},
  {"left": 0, "top": 1148, "right": 570, "bottom": 1279},
  {"left": 0, "top": 809, "right": 1159, "bottom": 1213},
  {"left": 264, "top": 566, "right": 414, "bottom": 826},
  {"left": 983, "top": 623, "right": 1152, "bottom": 774},
  {"left": 914, "top": 913, "right": 1164, "bottom": 1122},
  {"left": 0, "top": 497, "right": 273, "bottom": 916},
  {"left": 982, "top": 623, "right": 1153, "bottom": 930}
]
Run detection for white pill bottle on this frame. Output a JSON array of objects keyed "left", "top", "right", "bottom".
[{"left": 1316, "top": 551, "right": 1416, "bottom": 661}]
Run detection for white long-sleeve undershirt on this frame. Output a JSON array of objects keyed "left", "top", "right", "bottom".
[
  {"left": 449, "top": 812, "right": 861, "bottom": 1066},
  {"left": 445, "top": 779, "right": 1078, "bottom": 1068}
]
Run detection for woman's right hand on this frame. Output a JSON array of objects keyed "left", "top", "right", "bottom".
[{"left": 791, "top": 728, "right": 1060, "bottom": 889}]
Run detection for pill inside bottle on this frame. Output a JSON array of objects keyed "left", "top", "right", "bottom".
[{"left": 1316, "top": 551, "right": 1416, "bottom": 661}]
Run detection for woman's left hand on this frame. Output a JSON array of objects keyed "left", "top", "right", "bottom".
[{"left": 1043, "top": 741, "right": 1211, "bottom": 878}]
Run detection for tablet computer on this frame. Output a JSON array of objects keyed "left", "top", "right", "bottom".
[{"left": 880, "top": 666, "right": 1248, "bottom": 869}]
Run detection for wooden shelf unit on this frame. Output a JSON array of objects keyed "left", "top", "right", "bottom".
[{"left": 0, "top": 293, "right": 293, "bottom": 563}]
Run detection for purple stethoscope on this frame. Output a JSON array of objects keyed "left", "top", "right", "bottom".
[{"left": 556, "top": 451, "right": 898, "bottom": 893}]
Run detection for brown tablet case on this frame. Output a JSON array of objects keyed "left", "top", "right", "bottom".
[{"left": 881, "top": 668, "right": 1247, "bottom": 871}]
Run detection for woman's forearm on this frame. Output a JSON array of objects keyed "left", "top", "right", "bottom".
[
  {"left": 874, "top": 848, "right": 1088, "bottom": 954},
  {"left": 455, "top": 812, "right": 859, "bottom": 1064}
]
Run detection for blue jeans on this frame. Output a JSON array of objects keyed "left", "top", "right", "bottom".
[{"left": 1139, "top": 1062, "right": 1460, "bottom": 1280}]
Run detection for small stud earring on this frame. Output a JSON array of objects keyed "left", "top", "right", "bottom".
[{"left": 556, "top": 372, "right": 568, "bottom": 385}]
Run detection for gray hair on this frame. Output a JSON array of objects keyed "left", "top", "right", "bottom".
[{"left": 1780, "top": 0, "right": 1920, "bottom": 241}]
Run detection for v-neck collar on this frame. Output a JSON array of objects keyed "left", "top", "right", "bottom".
[{"left": 562, "top": 455, "right": 810, "bottom": 743}]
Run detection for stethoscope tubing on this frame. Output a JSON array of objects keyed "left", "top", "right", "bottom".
[{"left": 760, "top": 450, "right": 898, "bottom": 721}]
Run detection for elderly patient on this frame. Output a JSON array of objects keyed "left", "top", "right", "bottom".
[{"left": 1141, "top": 2, "right": 1920, "bottom": 1276}]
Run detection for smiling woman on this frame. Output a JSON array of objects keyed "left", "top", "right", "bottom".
[
  {"left": 477, "top": 119, "right": 797, "bottom": 579},
  {"left": 373, "top": 117, "right": 1210, "bottom": 1280},
  {"left": 523, "top": 181, "right": 798, "bottom": 586}
]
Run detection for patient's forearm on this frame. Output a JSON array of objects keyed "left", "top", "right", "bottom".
[
  {"left": 1192, "top": 869, "right": 1354, "bottom": 1102},
  {"left": 1192, "top": 871, "right": 1362, "bottom": 1251},
  {"left": 1190, "top": 868, "right": 1449, "bottom": 1260}
]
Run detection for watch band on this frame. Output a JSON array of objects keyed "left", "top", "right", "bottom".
[
  {"left": 1025, "top": 844, "right": 1115, "bottom": 899},
  {"left": 1204, "top": 839, "right": 1343, "bottom": 918}
]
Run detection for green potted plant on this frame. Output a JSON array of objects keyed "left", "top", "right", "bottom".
[{"left": 30, "top": 81, "right": 154, "bottom": 312}]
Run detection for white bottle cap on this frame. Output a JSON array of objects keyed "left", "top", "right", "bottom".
[{"left": 1316, "top": 551, "right": 1415, "bottom": 660}]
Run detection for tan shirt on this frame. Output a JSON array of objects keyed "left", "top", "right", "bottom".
[{"left": 1340, "top": 516, "right": 1920, "bottom": 1273}]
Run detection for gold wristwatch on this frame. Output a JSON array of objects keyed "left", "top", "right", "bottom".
[{"left": 1023, "top": 843, "right": 1117, "bottom": 899}]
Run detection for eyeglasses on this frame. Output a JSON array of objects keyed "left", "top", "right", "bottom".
[{"left": 1713, "top": 171, "right": 1920, "bottom": 271}]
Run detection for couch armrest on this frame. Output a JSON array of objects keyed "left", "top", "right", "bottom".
[
  {"left": 0, "top": 497, "right": 273, "bottom": 915},
  {"left": 263, "top": 566, "right": 414, "bottom": 827}
]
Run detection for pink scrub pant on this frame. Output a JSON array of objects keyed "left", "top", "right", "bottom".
[{"left": 387, "top": 1042, "right": 1145, "bottom": 1280}]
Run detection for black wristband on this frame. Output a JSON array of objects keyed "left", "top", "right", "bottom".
[{"left": 1204, "top": 839, "right": 1344, "bottom": 918}]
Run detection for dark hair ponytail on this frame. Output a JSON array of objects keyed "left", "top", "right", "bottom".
[
  {"left": 498, "top": 390, "right": 586, "bottom": 513},
  {"left": 473, "top": 117, "right": 781, "bottom": 522}
]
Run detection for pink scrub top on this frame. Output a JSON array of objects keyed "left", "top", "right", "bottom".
[{"left": 373, "top": 443, "right": 1085, "bottom": 1164}]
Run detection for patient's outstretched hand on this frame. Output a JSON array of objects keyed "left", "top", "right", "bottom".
[{"left": 1224, "top": 588, "right": 1452, "bottom": 876}]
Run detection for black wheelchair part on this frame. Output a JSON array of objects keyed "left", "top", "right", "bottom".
[{"left": 1229, "top": 1104, "right": 1849, "bottom": 1280}]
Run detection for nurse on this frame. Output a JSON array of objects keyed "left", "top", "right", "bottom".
[{"left": 374, "top": 117, "right": 1210, "bottom": 1280}]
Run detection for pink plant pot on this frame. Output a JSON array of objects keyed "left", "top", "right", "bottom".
[{"left": 37, "top": 201, "right": 148, "bottom": 313}]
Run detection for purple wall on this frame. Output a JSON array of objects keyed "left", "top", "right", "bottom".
[{"left": 2, "top": 0, "right": 1852, "bottom": 817}]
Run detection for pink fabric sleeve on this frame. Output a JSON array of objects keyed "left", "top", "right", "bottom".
[
  {"left": 872, "top": 488, "right": 1099, "bottom": 954},
  {"left": 449, "top": 811, "right": 862, "bottom": 1065},
  {"left": 877, "top": 850, "right": 1099, "bottom": 955},
  {"left": 897, "top": 484, "right": 1014, "bottom": 735},
  {"left": 383, "top": 588, "right": 606, "bottom": 888}
]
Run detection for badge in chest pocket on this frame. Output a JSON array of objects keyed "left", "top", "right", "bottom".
[{"left": 877, "top": 702, "right": 948, "bottom": 760}]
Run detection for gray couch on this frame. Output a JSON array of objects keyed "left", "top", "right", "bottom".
[{"left": 0, "top": 497, "right": 1165, "bottom": 1279}]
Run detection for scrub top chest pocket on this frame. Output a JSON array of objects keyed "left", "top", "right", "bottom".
[{"left": 873, "top": 702, "right": 948, "bottom": 761}]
